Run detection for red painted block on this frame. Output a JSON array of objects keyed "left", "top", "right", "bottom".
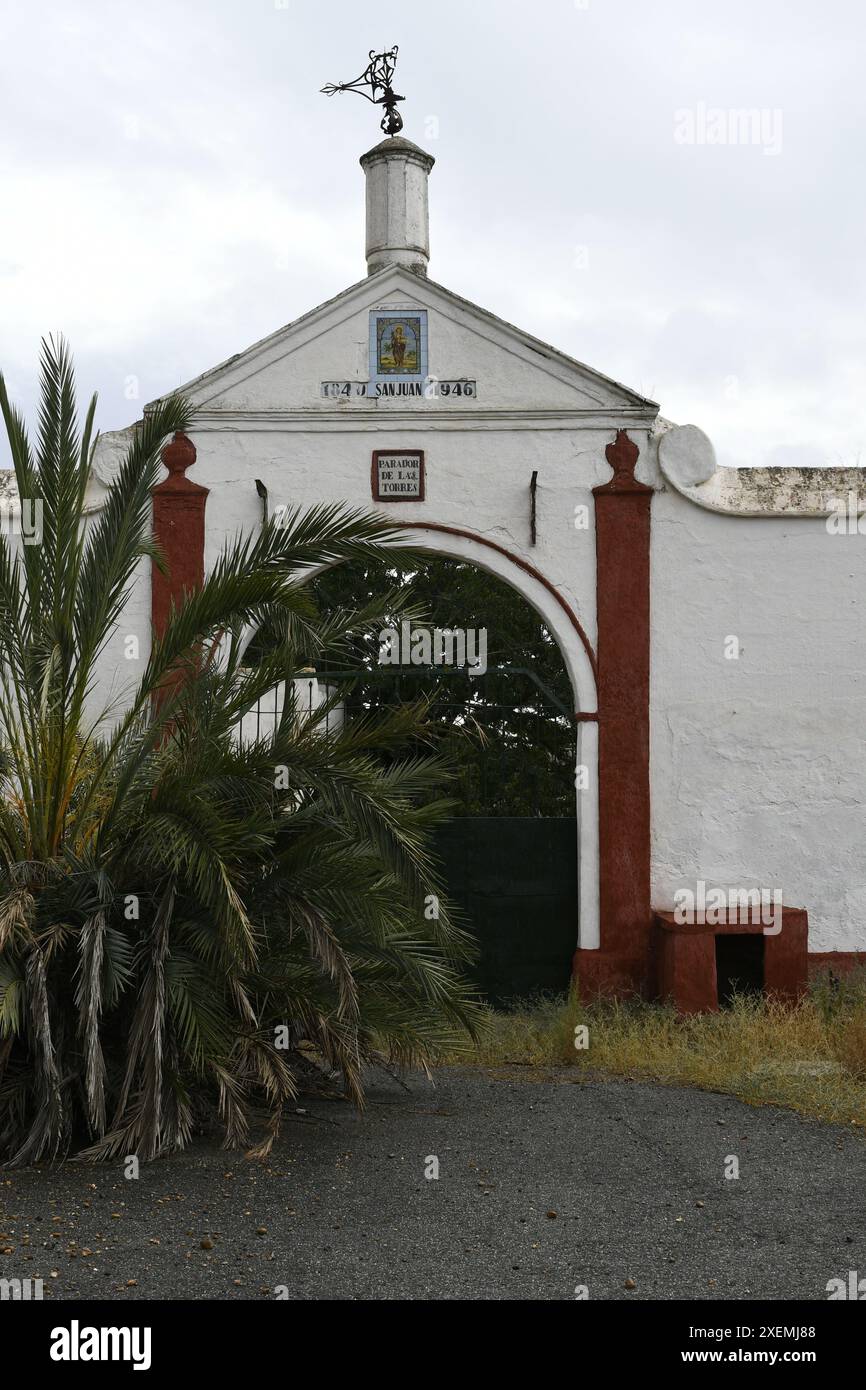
[{"left": 651, "top": 908, "right": 808, "bottom": 1014}]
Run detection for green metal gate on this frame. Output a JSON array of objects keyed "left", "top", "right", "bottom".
[
  {"left": 434, "top": 816, "right": 577, "bottom": 1007},
  {"left": 308, "top": 663, "right": 579, "bottom": 1008}
]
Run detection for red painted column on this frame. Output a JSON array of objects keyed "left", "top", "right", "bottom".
[
  {"left": 577, "top": 431, "right": 653, "bottom": 996},
  {"left": 151, "top": 431, "right": 208, "bottom": 639}
]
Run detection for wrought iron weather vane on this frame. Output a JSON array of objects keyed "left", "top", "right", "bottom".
[{"left": 321, "top": 46, "right": 405, "bottom": 136}]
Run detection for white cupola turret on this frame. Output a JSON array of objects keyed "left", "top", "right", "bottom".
[{"left": 360, "top": 136, "right": 435, "bottom": 278}]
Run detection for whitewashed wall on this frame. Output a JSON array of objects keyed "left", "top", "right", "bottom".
[
  {"left": 85, "top": 430, "right": 153, "bottom": 733},
  {"left": 85, "top": 264, "right": 866, "bottom": 956},
  {"left": 649, "top": 441, "right": 866, "bottom": 953}
]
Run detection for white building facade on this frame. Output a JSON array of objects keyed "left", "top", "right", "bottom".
[{"left": 83, "top": 134, "right": 866, "bottom": 1009}]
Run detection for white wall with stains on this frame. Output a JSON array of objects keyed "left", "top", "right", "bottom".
[{"left": 651, "top": 433, "right": 866, "bottom": 952}]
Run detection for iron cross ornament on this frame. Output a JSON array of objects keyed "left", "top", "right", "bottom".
[{"left": 321, "top": 46, "right": 405, "bottom": 136}]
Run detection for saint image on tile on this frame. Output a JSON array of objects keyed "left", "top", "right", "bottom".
[{"left": 376, "top": 316, "right": 421, "bottom": 375}]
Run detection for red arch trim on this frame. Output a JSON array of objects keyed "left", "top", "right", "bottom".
[{"left": 396, "top": 520, "right": 598, "bottom": 693}]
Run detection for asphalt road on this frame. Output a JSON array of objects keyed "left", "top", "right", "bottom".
[{"left": 1, "top": 1068, "right": 863, "bottom": 1301}]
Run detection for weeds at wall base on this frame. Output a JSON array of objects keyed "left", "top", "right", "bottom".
[{"left": 437, "top": 971, "right": 866, "bottom": 1129}]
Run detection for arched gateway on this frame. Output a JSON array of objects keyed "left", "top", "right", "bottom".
[{"left": 91, "top": 131, "right": 866, "bottom": 1006}]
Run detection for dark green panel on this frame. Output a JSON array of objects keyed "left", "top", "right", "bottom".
[{"left": 434, "top": 817, "right": 578, "bottom": 1007}]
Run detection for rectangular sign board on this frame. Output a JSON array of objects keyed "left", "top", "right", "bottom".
[{"left": 372, "top": 450, "right": 425, "bottom": 502}]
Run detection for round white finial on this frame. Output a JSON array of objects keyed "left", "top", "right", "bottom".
[{"left": 658, "top": 424, "right": 718, "bottom": 488}]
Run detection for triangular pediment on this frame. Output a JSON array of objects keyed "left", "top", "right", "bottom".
[{"left": 148, "top": 266, "right": 658, "bottom": 419}]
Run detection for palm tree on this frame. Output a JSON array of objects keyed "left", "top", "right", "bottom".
[{"left": 0, "top": 337, "right": 482, "bottom": 1165}]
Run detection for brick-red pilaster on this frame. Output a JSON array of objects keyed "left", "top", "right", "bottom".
[
  {"left": 151, "top": 432, "right": 208, "bottom": 639},
  {"left": 575, "top": 430, "right": 652, "bottom": 996}
]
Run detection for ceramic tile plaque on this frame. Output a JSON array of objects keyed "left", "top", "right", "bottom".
[
  {"left": 370, "top": 310, "right": 428, "bottom": 382},
  {"left": 318, "top": 307, "right": 479, "bottom": 399},
  {"left": 371, "top": 450, "right": 425, "bottom": 502}
]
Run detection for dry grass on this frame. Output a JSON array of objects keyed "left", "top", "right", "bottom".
[{"left": 439, "top": 970, "right": 866, "bottom": 1128}]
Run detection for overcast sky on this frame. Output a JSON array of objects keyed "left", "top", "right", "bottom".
[{"left": 1, "top": 0, "right": 864, "bottom": 469}]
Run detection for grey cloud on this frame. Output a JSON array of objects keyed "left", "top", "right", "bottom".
[{"left": 0, "top": 0, "right": 863, "bottom": 471}]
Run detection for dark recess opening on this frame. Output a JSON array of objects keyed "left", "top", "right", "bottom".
[{"left": 715, "top": 933, "right": 765, "bottom": 1007}]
